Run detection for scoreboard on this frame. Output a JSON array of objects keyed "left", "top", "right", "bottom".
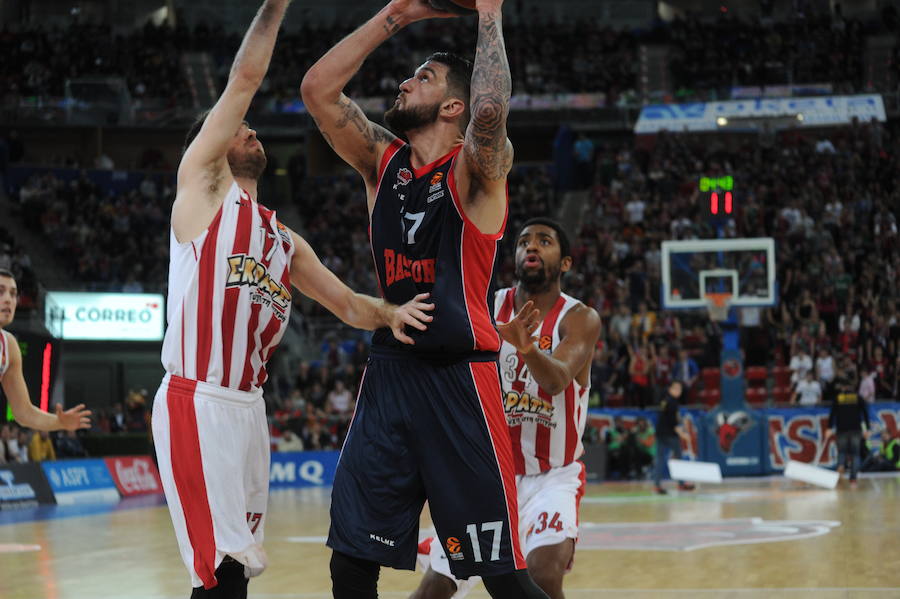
[{"left": 699, "top": 175, "right": 734, "bottom": 216}]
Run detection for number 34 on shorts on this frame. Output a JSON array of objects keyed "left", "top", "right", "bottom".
[{"left": 530, "top": 512, "right": 564, "bottom": 535}]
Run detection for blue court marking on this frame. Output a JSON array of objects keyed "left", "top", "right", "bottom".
[{"left": 0, "top": 493, "right": 166, "bottom": 526}]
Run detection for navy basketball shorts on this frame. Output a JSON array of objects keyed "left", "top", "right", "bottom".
[{"left": 327, "top": 347, "right": 526, "bottom": 579}]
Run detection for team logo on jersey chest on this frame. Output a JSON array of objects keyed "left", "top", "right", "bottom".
[
  {"left": 394, "top": 168, "right": 413, "bottom": 190},
  {"left": 226, "top": 254, "right": 291, "bottom": 319},
  {"left": 504, "top": 391, "right": 556, "bottom": 427},
  {"left": 383, "top": 249, "right": 435, "bottom": 286}
]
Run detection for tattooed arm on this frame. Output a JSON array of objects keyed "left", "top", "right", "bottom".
[
  {"left": 456, "top": 0, "right": 513, "bottom": 234},
  {"left": 300, "top": 1, "right": 453, "bottom": 193}
]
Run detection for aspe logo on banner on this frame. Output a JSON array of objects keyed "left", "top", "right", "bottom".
[{"left": 48, "top": 466, "right": 90, "bottom": 488}]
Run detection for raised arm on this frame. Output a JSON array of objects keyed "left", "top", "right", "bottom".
[
  {"left": 300, "top": 1, "right": 452, "bottom": 187},
  {"left": 173, "top": 0, "right": 290, "bottom": 242},
  {"left": 287, "top": 230, "right": 434, "bottom": 344},
  {"left": 460, "top": 0, "right": 513, "bottom": 186},
  {"left": 1, "top": 333, "right": 91, "bottom": 431},
  {"left": 499, "top": 302, "right": 602, "bottom": 395}
]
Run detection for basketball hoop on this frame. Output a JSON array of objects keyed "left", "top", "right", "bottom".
[{"left": 705, "top": 292, "right": 732, "bottom": 322}]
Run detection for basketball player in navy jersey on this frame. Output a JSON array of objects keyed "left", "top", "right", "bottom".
[
  {"left": 411, "top": 218, "right": 602, "bottom": 599},
  {"left": 302, "top": 1, "right": 548, "bottom": 597},
  {"left": 0, "top": 268, "right": 91, "bottom": 432}
]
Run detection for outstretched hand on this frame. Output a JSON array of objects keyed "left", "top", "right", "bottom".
[
  {"left": 388, "top": 0, "right": 460, "bottom": 23},
  {"left": 497, "top": 300, "right": 541, "bottom": 354},
  {"left": 56, "top": 403, "right": 92, "bottom": 431},
  {"left": 390, "top": 292, "right": 435, "bottom": 345}
]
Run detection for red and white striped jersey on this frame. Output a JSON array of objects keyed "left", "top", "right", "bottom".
[
  {"left": 161, "top": 182, "right": 294, "bottom": 392},
  {"left": 0, "top": 330, "right": 10, "bottom": 379},
  {"left": 494, "top": 287, "right": 590, "bottom": 475}
]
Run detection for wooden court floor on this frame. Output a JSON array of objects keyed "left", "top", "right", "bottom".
[{"left": 3, "top": 475, "right": 900, "bottom": 599}]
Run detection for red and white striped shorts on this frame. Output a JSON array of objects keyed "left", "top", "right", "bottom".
[{"left": 152, "top": 373, "right": 270, "bottom": 589}]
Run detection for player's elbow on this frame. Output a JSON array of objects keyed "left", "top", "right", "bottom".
[
  {"left": 541, "top": 374, "right": 571, "bottom": 396},
  {"left": 300, "top": 69, "right": 332, "bottom": 106},
  {"left": 230, "top": 69, "right": 264, "bottom": 93}
]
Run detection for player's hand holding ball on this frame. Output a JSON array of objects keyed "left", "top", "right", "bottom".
[{"left": 389, "top": 292, "right": 435, "bottom": 345}]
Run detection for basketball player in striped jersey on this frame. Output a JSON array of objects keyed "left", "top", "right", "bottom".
[
  {"left": 0, "top": 268, "right": 91, "bottom": 432},
  {"left": 153, "top": 2, "right": 433, "bottom": 597},
  {"left": 412, "top": 218, "right": 601, "bottom": 599},
  {"left": 302, "top": 1, "right": 549, "bottom": 597}
]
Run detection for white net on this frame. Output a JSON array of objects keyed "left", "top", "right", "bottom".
[{"left": 705, "top": 293, "right": 731, "bottom": 321}]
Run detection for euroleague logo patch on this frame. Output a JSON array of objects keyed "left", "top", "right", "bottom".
[
  {"left": 445, "top": 536, "right": 464, "bottom": 561},
  {"left": 394, "top": 167, "right": 413, "bottom": 189},
  {"left": 538, "top": 335, "right": 553, "bottom": 352}
]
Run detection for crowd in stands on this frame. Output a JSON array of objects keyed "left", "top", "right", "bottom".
[
  {"left": 0, "top": 225, "right": 38, "bottom": 310},
  {"left": 7, "top": 5, "right": 897, "bottom": 115},
  {"left": 577, "top": 117, "right": 899, "bottom": 407},
  {"left": 667, "top": 8, "right": 866, "bottom": 100},
  {"left": 2, "top": 15, "right": 636, "bottom": 113},
  {"left": 0, "top": 421, "right": 88, "bottom": 464},
  {"left": 13, "top": 171, "right": 172, "bottom": 290}
]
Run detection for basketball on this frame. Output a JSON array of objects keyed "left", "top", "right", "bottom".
[{"left": 429, "top": 0, "right": 478, "bottom": 15}]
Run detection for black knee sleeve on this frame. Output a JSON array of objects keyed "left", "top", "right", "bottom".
[
  {"left": 483, "top": 570, "right": 549, "bottom": 599},
  {"left": 190, "top": 557, "right": 248, "bottom": 599},
  {"left": 330, "top": 550, "right": 380, "bottom": 599}
]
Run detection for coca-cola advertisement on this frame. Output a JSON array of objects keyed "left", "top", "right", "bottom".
[{"left": 104, "top": 456, "right": 163, "bottom": 497}]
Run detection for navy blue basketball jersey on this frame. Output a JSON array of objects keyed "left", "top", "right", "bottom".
[{"left": 370, "top": 140, "right": 506, "bottom": 355}]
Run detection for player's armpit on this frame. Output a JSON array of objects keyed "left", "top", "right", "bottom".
[{"left": 301, "top": 87, "right": 397, "bottom": 185}]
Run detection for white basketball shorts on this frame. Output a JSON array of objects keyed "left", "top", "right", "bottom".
[
  {"left": 152, "top": 373, "right": 270, "bottom": 589},
  {"left": 419, "top": 460, "right": 586, "bottom": 598}
]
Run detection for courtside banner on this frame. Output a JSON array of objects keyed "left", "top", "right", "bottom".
[
  {"left": 104, "top": 456, "right": 163, "bottom": 497},
  {"left": 635, "top": 94, "right": 886, "bottom": 133},
  {"left": 0, "top": 463, "right": 55, "bottom": 509},
  {"left": 269, "top": 451, "right": 339, "bottom": 488},
  {"left": 41, "top": 459, "right": 120, "bottom": 505}
]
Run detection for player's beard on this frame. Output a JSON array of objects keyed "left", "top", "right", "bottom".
[
  {"left": 516, "top": 261, "right": 561, "bottom": 294},
  {"left": 384, "top": 100, "right": 442, "bottom": 134},
  {"left": 227, "top": 147, "right": 267, "bottom": 180}
]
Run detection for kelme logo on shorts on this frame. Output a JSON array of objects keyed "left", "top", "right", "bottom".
[{"left": 445, "top": 537, "right": 464, "bottom": 561}]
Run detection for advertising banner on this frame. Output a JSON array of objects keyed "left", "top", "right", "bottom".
[
  {"left": 703, "top": 406, "right": 766, "bottom": 475},
  {"left": 269, "top": 451, "right": 340, "bottom": 488},
  {"left": 44, "top": 292, "right": 164, "bottom": 341},
  {"left": 635, "top": 94, "right": 886, "bottom": 134},
  {"left": 0, "top": 463, "right": 55, "bottom": 509},
  {"left": 41, "top": 459, "right": 120, "bottom": 505},
  {"left": 104, "top": 456, "right": 163, "bottom": 497},
  {"left": 591, "top": 403, "right": 900, "bottom": 478}
]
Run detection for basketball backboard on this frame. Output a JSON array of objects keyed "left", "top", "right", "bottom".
[{"left": 660, "top": 238, "right": 776, "bottom": 310}]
